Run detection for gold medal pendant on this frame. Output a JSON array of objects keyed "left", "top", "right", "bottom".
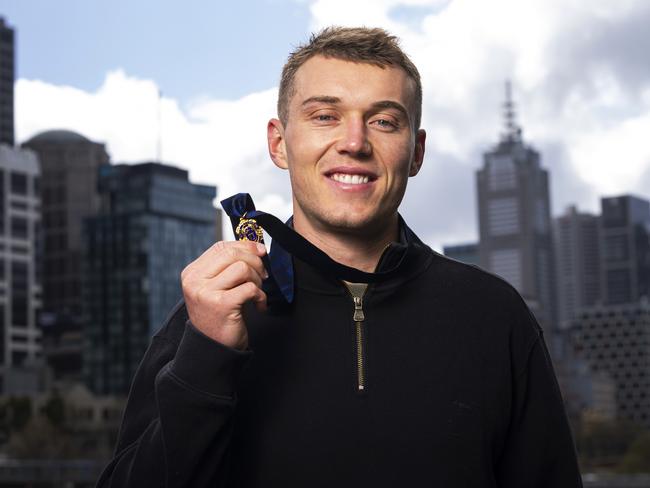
[{"left": 235, "top": 215, "right": 265, "bottom": 244}]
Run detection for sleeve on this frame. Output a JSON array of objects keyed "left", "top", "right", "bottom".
[
  {"left": 496, "top": 333, "right": 583, "bottom": 487},
  {"left": 96, "top": 320, "right": 252, "bottom": 488}
]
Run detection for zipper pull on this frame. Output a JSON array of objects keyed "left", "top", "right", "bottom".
[
  {"left": 343, "top": 281, "right": 368, "bottom": 321},
  {"left": 353, "top": 296, "right": 364, "bottom": 322}
]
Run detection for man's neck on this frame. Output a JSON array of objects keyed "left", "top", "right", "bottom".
[{"left": 293, "top": 214, "right": 399, "bottom": 273}]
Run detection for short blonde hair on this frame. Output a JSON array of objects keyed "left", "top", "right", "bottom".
[{"left": 278, "top": 26, "right": 422, "bottom": 130}]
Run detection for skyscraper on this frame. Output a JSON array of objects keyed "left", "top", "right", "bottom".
[
  {"left": 553, "top": 205, "right": 601, "bottom": 326},
  {"left": 600, "top": 195, "right": 650, "bottom": 305},
  {"left": 0, "top": 144, "right": 42, "bottom": 394},
  {"left": 22, "top": 130, "right": 110, "bottom": 383},
  {"left": 476, "top": 83, "right": 556, "bottom": 336},
  {"left": 83, "top": 162, "right": 221, "bottom": 395},
  {"left": 568, "top": 196, "right": 650, "bottom": 426},
  {"left": 0, "top": 18, "right": 15, "bottom": 146},
  {"left": 442, "top": 242, "right": 479, "bottom": 266}
]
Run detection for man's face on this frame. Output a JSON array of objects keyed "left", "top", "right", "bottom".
[{"left": 268, "top": 55, "right": 426, "bottom": 236}]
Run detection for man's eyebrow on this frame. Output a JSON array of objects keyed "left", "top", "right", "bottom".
[
  {"left": 300, "top": 97, "right": 409, "bottom": 120},
  {"left": 371, "top": 100, "right": 409, "bottom": 119},
  {"left": 301, "top": 96, "right": 341, "bottom": 106}
]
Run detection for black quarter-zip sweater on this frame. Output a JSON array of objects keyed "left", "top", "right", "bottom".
[{"left": 97, "top": 233, "right": 583, "bottom": 487}]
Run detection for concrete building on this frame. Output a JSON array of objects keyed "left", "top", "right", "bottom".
[
  {"left": 22, "top": 130, "right": 110, "bottom": 384},
  {"left": 571, "top": 301, "right": 650, "bottom": 427},
  {"left": 476, "top": 83, "right": 556, "bottom": 337},
  {"left": 554, "top": 206, "right": 601, "bottom": 327},
  {"left": 442, "top": 242, "right": 479, "bottom": 266},
  {"left": 0, "top": 145, "right": 43, "bottom": 394},
  {"left": 0, "top": 18, "right": 14, "bottom": 146},
  {"left": 83, "top": 162, "right": 221, "bottom": 395},
  {"left": 600, "top": 195, "right": 650, "bottom": 305},
  {"left": 556, "top": 353, "right": 617, "bottom": 422}
]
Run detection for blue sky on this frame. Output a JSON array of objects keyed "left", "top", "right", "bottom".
[
  {"left": 0, "top": 0, "right": 310, "bottom": 101},
  {"left": 3, "top": 0, "right": 650, "bottom": 249}
]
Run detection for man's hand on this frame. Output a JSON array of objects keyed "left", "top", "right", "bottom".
[{"left": 181, "top": 240, "right": 268, "bottom": 350}]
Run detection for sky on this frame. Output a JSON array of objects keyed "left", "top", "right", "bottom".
[{"left": 2, "top": 0, "right": 650, "bottom": 250}]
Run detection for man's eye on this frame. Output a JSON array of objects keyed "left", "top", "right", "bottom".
[
  {"left": 373, "top": 118, "right": 397, "bottom": 129},
  {"left": 315, "top": 114, "right": 335, "bottom": 122}
]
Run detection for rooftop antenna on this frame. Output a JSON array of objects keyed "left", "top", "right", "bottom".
[
  {"left": 156, "top": 89, "right": 163, "bottom": 163},
  {"left": 501, "top": 79, "right": 521, "bottom": 143}
]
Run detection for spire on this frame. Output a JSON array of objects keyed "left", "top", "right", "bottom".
[{"left": 500, "top": 79, "right": 522, "bottom": 144}]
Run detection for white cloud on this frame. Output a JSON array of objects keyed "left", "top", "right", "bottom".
[
  {"left": 307, "top": 0, "right": 650, "bottom": 248},
  {"left": 16, "top": 70, "right": 293, "bottom": 236},
  {"left": 15, "top": 0, "right": 650, "bottom": 251}
]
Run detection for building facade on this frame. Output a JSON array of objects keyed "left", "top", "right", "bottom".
[
  {"left": 22, "top": 130, "right": 110, "bottom": 384},
  {"left": 442, "top": 242, "right": 479, "bottom": 266},
  {"left": 553, "top": 205, "right": 601, "bottom": 327},
  {"left": 476, "top": 84, "right": 556, "bottom": 337},
  {"left": 0, "top": 18, "right": 14, "bottom": 146},
  {"left": 83, "top": 163, "right": 220, "bottom": 395},
  {"left": 571, "top": 301, "right": 650, "bottom": 427},
  {"left": 600, "top": 195, "right": 650, "bottom": 305},
  {"left": 0, "top": 145, "right": 42, "bottom": 394}
]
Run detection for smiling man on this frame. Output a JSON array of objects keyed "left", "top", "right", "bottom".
[{"left": 98, "top": 27, "right": 582, "bottom": 487}]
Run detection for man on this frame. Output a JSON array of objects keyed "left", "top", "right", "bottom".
[{"left": 98, "top": 27, "right": 582, "bottom": 487}]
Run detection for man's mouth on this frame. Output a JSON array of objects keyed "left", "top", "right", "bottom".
[{"left": 330, "top": 173, "right": 370, "bottom": 185}]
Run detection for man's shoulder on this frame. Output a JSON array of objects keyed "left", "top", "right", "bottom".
[
  {"left": 424, "top": 251, "right": 541, "bottom": 330},
  {"left": 428, "top": 251, "right": 518, "bottom": 296}
]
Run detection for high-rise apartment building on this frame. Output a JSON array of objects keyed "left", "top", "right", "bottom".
[
  {"left": 83, "top": 162, "right": 221, "bottom": 395},
  {"left": 0, "top": 18, "right": 15, "bottom": 146},
  {"left": 600, "top": 195, "right": 650, "bottom": 305},
  {"left": 0, "top": 144, "right": 42, "bottom": 394},
  {"left": 22, "top": 130, "right": 110, "bottom": 383},
  {"left": 568, "top": 196, "right": 650, "bottom": 427},
  {"left": 476, "top": 84, "right": 556, "bottom": 336},
  {"left": 553, "top": 206, "right": 601, "bottom": 326}
]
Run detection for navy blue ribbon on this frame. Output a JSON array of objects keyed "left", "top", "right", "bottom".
[
  {"left": 221, "top": 193, "right": 294, "bottom": 309},
  {"left": 221, "top": 193, "right": 422, "bottom": 309}
]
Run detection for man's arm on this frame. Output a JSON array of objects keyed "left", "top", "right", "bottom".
[
  {"left": 96, "top": 316, "right": 251, "bottom": 487},
  {"left": 496, "top": 334, "right": 583, "bottom": 487},
  {"left": 96, "top": 240, "right": 267, "bottom": 487}
]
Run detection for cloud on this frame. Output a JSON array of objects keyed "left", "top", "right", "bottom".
[
  {"left": 16, "top": 70, "right": 294, "bottom": 233},
  {"left": 15, "top": 0, "right": 650, "bottom": 251},
  {"left": 306, "top": 0, "right": 650, "bottom": 248}
]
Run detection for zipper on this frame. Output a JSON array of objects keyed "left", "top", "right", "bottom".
[{"left": 343, "top": 281, "right": 368, "bottom": 392}]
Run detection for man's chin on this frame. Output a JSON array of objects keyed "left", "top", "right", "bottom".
[{"left": 315, "top": 212, "right": 391, "bottom": 237}]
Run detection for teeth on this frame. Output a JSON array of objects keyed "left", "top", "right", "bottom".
[{"left": 331, "top": 173, "right": 370, "bottom": 185}]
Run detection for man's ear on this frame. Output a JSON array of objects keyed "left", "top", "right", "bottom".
[
  {"left": 267, "top": 118, "right": 289, "bottom": 170},
  {"left": 409, "top": 129, "right": 426, "bottom": 177}
]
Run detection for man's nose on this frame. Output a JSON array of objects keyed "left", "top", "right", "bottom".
[{"left": 335, "top": 118, "right": 372, "bottom": 157}]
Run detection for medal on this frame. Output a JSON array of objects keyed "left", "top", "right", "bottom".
[{"left": 235, "top": 213, "right": 265, "bottom": 244}]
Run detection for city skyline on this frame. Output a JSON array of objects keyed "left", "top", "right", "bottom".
[{"left": 1, "top": 0, "right": 650, "bottom": 251}]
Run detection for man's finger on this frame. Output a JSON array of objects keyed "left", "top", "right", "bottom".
[
  {"left": 221, "top": 281, "right": 268, "bottom": 312},
  {"left": 209, "top": 260, "right": 265, "bottom": 291},
  {"left": 184, "top": 240, "right": 268, "bottom": 281}
]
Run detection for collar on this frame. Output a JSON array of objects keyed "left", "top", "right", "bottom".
[
  {"left": 221, "top": 193, "right": 432, "bottom": 308},
  {"left": 292, "top": 216, "right": 433, "bottom": 297}
]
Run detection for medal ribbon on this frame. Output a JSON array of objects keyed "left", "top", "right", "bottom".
[{"left": 221, "top": 193, "right": 421, "bottom": 307}]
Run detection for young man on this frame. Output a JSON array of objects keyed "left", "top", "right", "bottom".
[{"left": 98, "top": 27, "right": 583, "bottom": 487}]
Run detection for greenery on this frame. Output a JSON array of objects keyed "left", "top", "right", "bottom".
[
  {"left": 0, "top": 393, "right": 118, "bottom": 462},
  {"left": 577, "top": 417, "right": 650, "bottom": 473}
]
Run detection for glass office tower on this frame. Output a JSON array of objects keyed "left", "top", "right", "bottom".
[{"left": 83, "top": 163, "right": 220, "bottom": 395}]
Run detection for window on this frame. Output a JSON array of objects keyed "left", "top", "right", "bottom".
[
  {"left": 489, "top": 249, "right": 522, "bottom": 291},
  {"left": 11, "top": 261, "right": 28, "bottom": 327},
  {"left": 11, "top": 217, "right": 27, "bottom": 239},
  {"left": 10, "top": 172, "right": 27, "bottom": 195},
  {"left": 488, "top": 198, "right": 519, "bottom": 236}
]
